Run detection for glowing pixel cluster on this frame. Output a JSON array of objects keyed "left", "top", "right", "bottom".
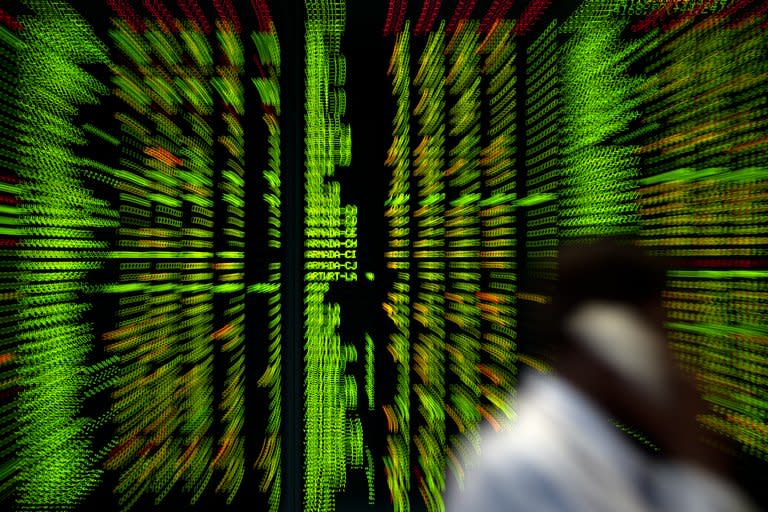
[
  {"left": 96, "top": 1, "right": 283, "bottom": 510},
  {"left": 382, "top": 21, "right": 413, "bottom": 512},
  {"left": 1, "top": 2, "right": 111, "bottom": 509},
  {"left": 559, "top": 0, "right": 642, "bottom": 238},
  {"left": 381, "top": 4, "right": 522, "bottom": 512},
  {"left": 523, "top": 19, "right": 559, "bottom": 281},
  {"left": 105, "top": 11, "right": 223, "bottom": 509},
  {"left": 250, "top": 3, "right": 283, "bottom": 510},
  {"left": 303, "top": 1, "right": 368, "bottom": 512},
  {"left": 378, "top": 2, "right": 768, "bottom": 511},
  {"left": 0, "top": 2, "right": 767, "bottom": 512},
  {"left": 629, "top": 2, "right": 768, "bottom": 459}
]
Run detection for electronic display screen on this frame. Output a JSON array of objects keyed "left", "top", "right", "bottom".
[{"left": 1, "top": 1, "right": 767, "bottom": 511}]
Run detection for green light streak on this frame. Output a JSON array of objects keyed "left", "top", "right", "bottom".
[
  {"left": 383, "top": 21, "right": 413, "bottom": 512},
  {"left": 303, "top": 1, "right": 363, "bottom": 511},
  {"left": 9, "top": 1, "right": 109, "bottom": 508},
  {"left": 560, "top": 0, "right": 640, "bottom": 238}
]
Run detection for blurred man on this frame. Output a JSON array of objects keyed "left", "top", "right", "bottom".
[{"left": 445, "top": 239, "right": 759, "bottom": 512}]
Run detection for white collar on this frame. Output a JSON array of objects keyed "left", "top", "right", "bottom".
[{"left": 515, "top": 370, "right": 652, "bottom": 484}]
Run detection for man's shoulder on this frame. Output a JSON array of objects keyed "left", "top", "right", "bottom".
[
  {"left": 446, "top": 429, "right": 575, "bottom": 512},
  {"left": 456, "top": 408, "right": 569, "bottom": 488}
]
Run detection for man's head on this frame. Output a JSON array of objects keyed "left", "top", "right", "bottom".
[
  {"left": 554, "top": 238, "right": 667, "bottom": 322},
  {"left": 551, "top": 238, "right": 674, "bottom": 413}
]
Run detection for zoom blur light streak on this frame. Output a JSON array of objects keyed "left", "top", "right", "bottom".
[
  {"left": 559, "top": 0, "right": 641, "bottom": 239},
  {"left": 632, "top": 3, "right": 768, "bottom": 459},
  {"left": 249, "top": 2, "right": 283, "bottom": 510},
  {"left": 381, "top": 8, "right": 522, "bottom": 510},
  {"left": 411, "top": 21, "right": 448, "bottom": 512},
  {"left": 103, "top": 10, "right": 218, "bottom": 510},
  {"left": 6, "top": 1, "right": 112, "bottom": 509},
  {"left": 444, "top": 18, "right": 483, "bottom": 500},
  {"left": 0, "top": 18, "right": 22, "bottom": 506},
  {"left": 0, "top": 2, "right": 767, "bottom": 511},
  {"left": 303, "top": 1, "right": 364, "bottom": 511},
  {"left": 212, "top": 11, "right": 247, "bottom": 505},
  {"left": 101, "top": 2, "right": 260, "bottom": 508},
  {"left": 476, "top": 16, "right": 517, "bottom": 445},
  {"left": 382, "top": 20, "right": 412, "bottom": 512},
  {"left": 522, "top": 19, "right": 559, "bottom": 281}
]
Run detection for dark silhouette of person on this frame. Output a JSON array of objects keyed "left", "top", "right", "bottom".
[{"left": 446, "top": 238, "right": 758, "bottom": 512}]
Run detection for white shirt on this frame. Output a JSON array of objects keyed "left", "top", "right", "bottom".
[{"left": 445, "top": 371, "right": 759, "bottom": 512}]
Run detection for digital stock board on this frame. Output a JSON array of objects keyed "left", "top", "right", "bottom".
[{"left": 0, "top": 1, "right": 767, "bottom": 511}]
